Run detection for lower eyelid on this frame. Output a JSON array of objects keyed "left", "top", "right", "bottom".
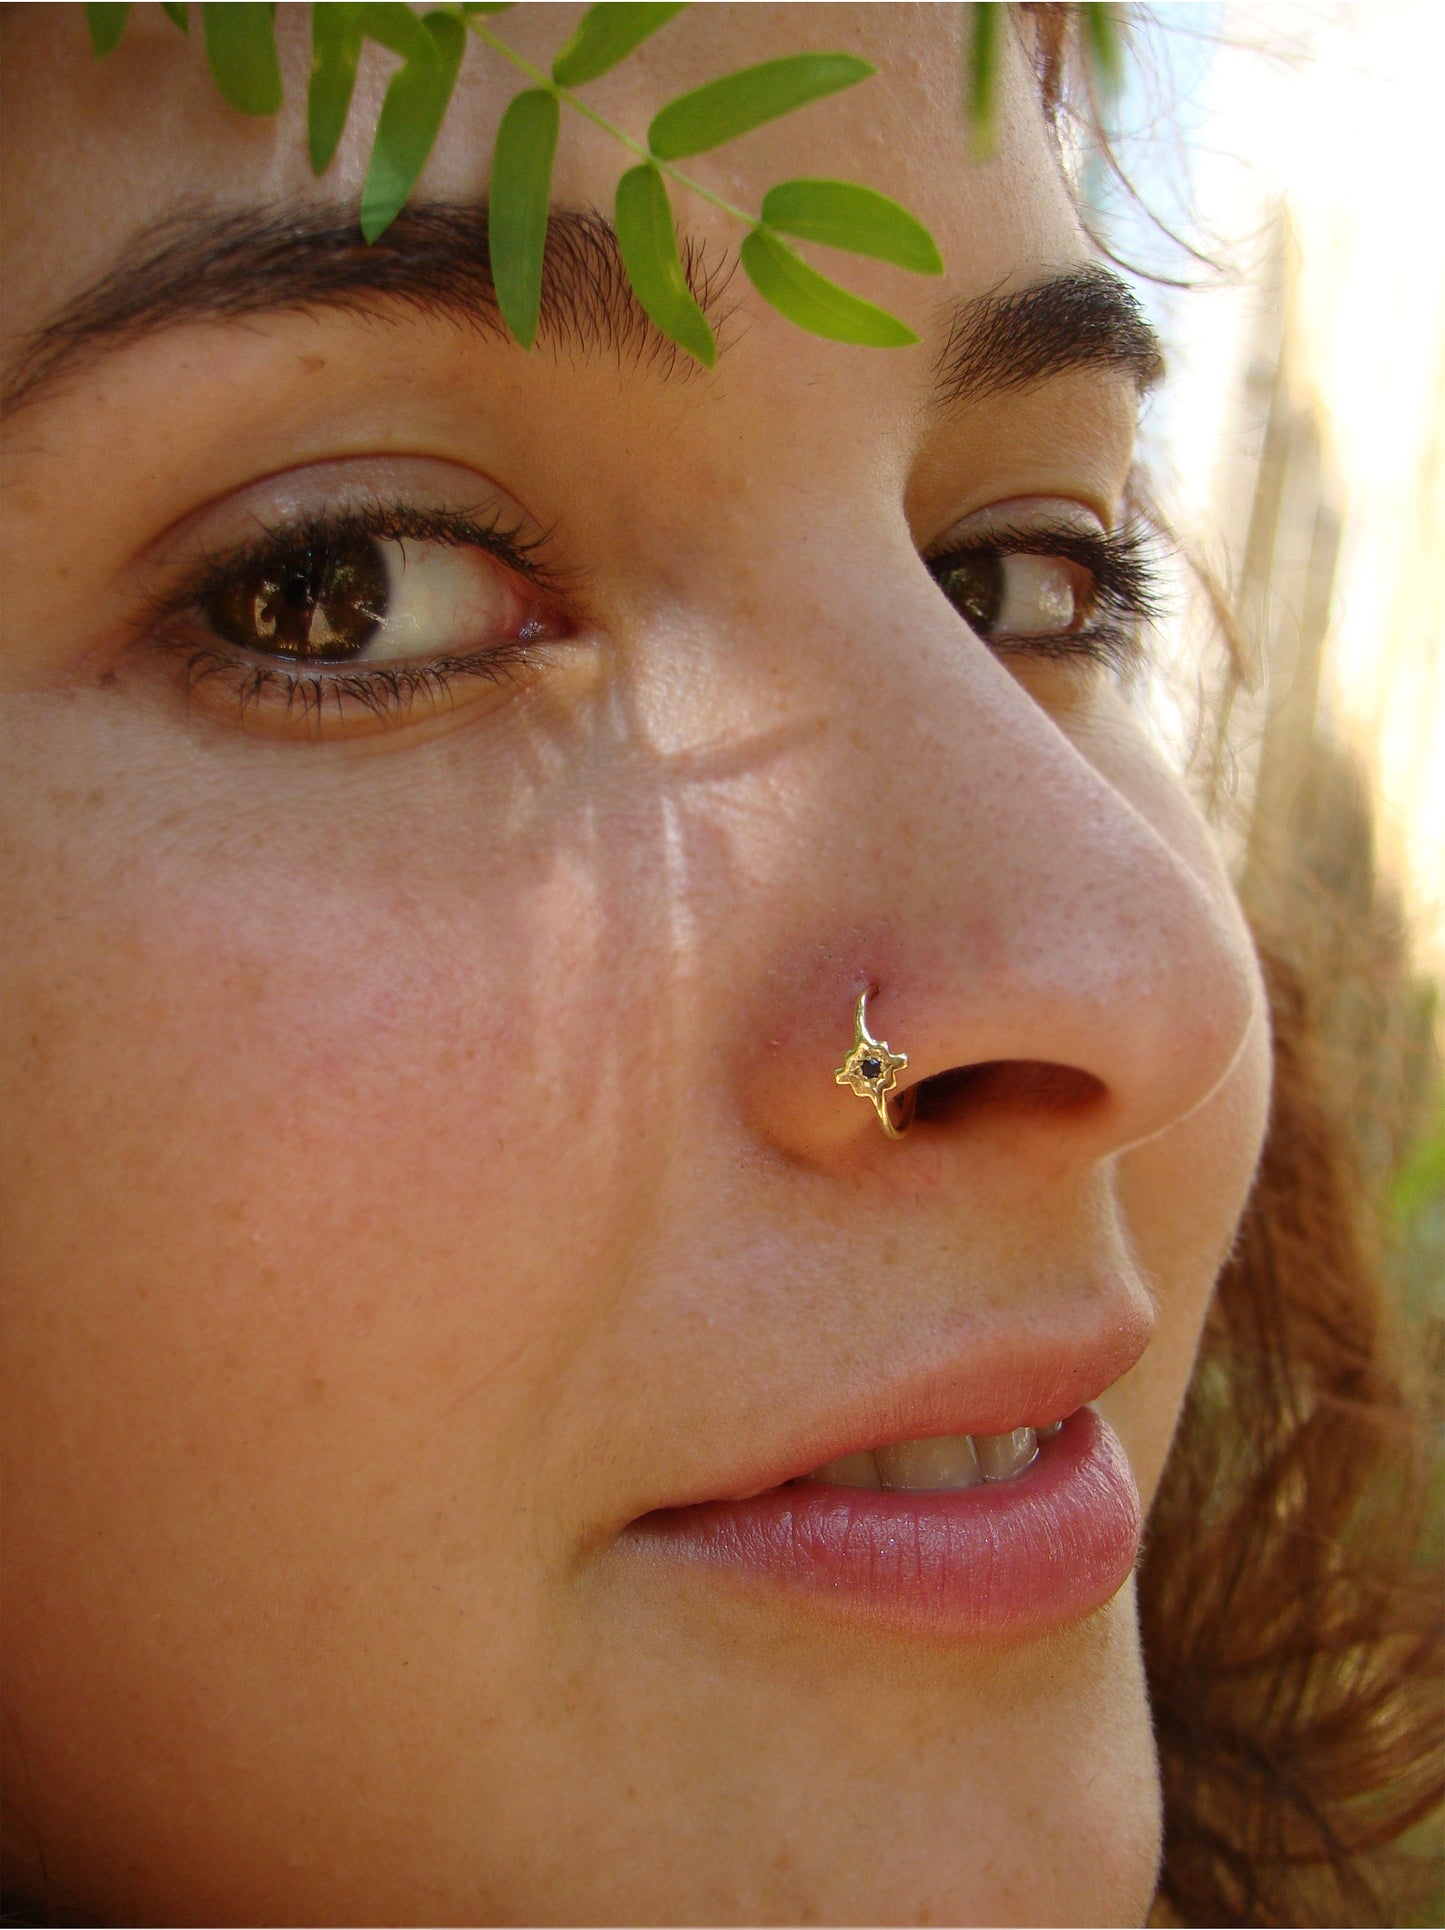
[
  {"left": 150, "top": 634, "right": 551, "bottom": 739},
  {"left": 994, "top": 623, "right": 1143, "bottom": 681}
]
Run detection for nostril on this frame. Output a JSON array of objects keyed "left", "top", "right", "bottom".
[
  {"left": 911, "top": 1064, "right": 985, "bottom": 1124},
  {"left": 911, "top": 1060, "right": 1108, "bottom": 1127}
]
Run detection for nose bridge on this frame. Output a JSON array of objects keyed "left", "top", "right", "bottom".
[{"left": 727, "top": 562, "right": 1262, "bottom": 1162}]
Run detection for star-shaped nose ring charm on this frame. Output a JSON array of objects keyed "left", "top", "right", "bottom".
[{"left": 835, "top": 989, "right": 916, "bottom": 1139}]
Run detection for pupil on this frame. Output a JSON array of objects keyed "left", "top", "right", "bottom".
[
  {"left": 936, "top": 552, "right": 1002, "bottom": 637},
  {"left": 208, "top": 536, "right": 390, "bottom": 660},
  {"left": 281, "top": 565, "right": 316, "bottom": 611}
]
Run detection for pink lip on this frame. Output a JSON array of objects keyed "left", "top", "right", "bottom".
[{"left": 623, "top": 1408, "right": 1141, "bottom": 1639}]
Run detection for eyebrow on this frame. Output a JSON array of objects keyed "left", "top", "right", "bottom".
[
  {"left": 0, "top": 201, "right": 1162, "bottom": 419},
  {"left": 932, "top": 264, "right": 1163, "bottom": 408},
  {"left": 0, "top": 200, "right": 732, "bottom": 417}
]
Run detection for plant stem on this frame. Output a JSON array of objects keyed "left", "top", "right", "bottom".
[{"left": 464, "top": 20, "right": 761, "bottom": 229}]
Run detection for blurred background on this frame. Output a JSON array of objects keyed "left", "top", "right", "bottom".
[
  {"left": 1089, "top": 0, "right": 1443, "bottom": 1454},
  {"left": 1094, "top": 17, "right": 1444, "bottom": 1906}
]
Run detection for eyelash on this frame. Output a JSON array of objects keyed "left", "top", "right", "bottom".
[
  {"left": 925, "top": 521, "right": 1161, "bottom": 672},
  {"left": 145, "top": 504, "right": 1160, "bottom": 731},
  {"left": 146, "top": 501, "right": 567, "bottom": 727}
]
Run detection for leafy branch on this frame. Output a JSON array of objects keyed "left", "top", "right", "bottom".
[
  {"left": 84, "top": 0, "right": 941, "bottom": 363},
  {"left": 467, "top": 16, "right": 939, "bottom": 361},
  {"left": 83, "top": 2, "right": 1127, "bottom": 364}
]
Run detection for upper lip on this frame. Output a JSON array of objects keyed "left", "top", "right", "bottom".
[{"left": 640, "top": 1285, "right": 1154, "bottom": 1511}]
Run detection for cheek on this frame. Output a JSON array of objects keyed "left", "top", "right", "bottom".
[
  {"left": 0, "top": 732, "right": 665, "bottom": 1582},
  {"left": 1105, "top": 1000, "right": 1272, "bottom": 1509},
  {"left": 1060, "top": 695, "right": 1274, "bottom": 1506}
]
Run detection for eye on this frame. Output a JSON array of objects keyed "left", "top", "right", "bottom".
[
  {"left": 200, "top": 529, "right": 545, "bottom": 665},
  {"left": 140, "top": 493, "right": 580, "bottom": 739},
  {"left": 929, "top": 550, "right": 1087, "bottom": 644},
  {"left": 925, "top": 514, "right": 1159, "bottom": 670}
]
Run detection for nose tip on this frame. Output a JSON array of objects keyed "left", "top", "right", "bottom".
[
  {"left": 784, "top": 917, "right": 1259, "bottom": 1168},
  {"left": 749, "top": 689, "right": 1266, "bottom": 1172},
  {"left": 967, "top": 829, "right": 1264, "bottom": 1156},
  {"left": 1116, "top": 859, "right": 1264, "bottom": 1145}
]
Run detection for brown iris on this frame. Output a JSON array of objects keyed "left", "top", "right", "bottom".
[
  {"left": 205, "top": 536, "right": 390, "bottom": 660},
  {"left": 932, "top": 551, "right": 1004, "bottom": 636}
]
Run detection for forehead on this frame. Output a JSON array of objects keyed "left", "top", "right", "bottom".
[{"left": 0, "top": 3, "right": 1087, "bottom": 356}]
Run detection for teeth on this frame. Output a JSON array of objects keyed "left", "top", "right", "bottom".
[
  {"left": 806, "top": 1450, "right": 883, "bottom": 1489},
  {"left": 876, "top": 1433, "right": 983, "bottom": 1491},
  {"left": 974, "top": 1426, "right": 1039, "bottom": 1480},
  {"left": 802, "top": 1423, "right": 1051, "bottom": 1490}
]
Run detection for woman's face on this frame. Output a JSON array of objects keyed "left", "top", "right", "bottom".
[{"left": 0, "top": 6, "right": 1271, "bottom": 1923}]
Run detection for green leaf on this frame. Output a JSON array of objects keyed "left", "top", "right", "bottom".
[
  {"left": 1081, "top": 2, "right": 1124, "bottom": 95},
  {"left": 488, "top": 88, "right": 559, "bottom": 349},
  {"left": 740, "top": 228, "right": 916, "bottom": 347},
  {"left": 84, "top": 4, "right": 130, "bottom": 55},
  {"left": 1389, "top": 1104, "right": 1445, "bottom": 1224},
  {"left": 159, "top": 1, "right": 188, "bottom": 31},
  {"left": 614, "top": 163, "right": 716, "bottom": 367},
  {"left": 551, "top": 3, "right": 685, "bottom": 88},
  {"left": 647, "top": 52, "right": 872, "bottom": 162},
  {"left": 360, "top": 10, "right": 466, "bottom": 242},
  {"left": 309, "top": 4, "right": 363, "bottom": 174},
  {"left": 759, "top": 179, "right": 942, "bottom": 275},
  {"left": 321, "top": 2, "right": 444, "bottom": 189},
  {"left": 201, "top": 3, "right": 283, "bottom": 116},
  {"left": 965, "top": 3, "right": 1000, "bottom": 160},
  {"left": 355, "top": 1, "right": 439, "bottom": 63}
]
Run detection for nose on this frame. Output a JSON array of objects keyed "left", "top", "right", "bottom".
[{"left": 734, "top": 566, "right": 1264, "bottom": 1173}]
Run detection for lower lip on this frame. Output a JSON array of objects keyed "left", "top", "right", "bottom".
[{"left": 624, "top": 1408, "right": 1141, "bottom": 1640}]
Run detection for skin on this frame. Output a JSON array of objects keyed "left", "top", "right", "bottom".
[{"left": 0, "top": 6, "right": 1272, "bottom": 1925}]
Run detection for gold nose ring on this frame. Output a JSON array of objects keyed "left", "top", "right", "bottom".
[{"left": 835, "top": 989, "right": 916, "bottom": 1139}]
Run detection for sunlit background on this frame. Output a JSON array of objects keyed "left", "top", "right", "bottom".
[
  {"left": 1123, "top": 1, "right": 1442, "bottom": 968},
  {"left": 1094, "top": 0, "right": 1443, "bottom": 1441}
]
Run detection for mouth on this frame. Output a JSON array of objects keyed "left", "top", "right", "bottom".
[
  {"left": 624, "top": 1409, "right": 1139, "bottom": 1639},
  {"left": 619, "top": 1310, "right": 1149, "bottom": 1641},
  {"left": 796, "top": 1418, "right": 1059, "bottom": 1491}
]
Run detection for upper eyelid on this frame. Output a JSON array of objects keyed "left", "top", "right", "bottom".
[
  {"left": 127, "top": 447, "right": 576, "bottom": 593},
  {"left": 142, "top": 501, "right": 575, "bottom": 629},
  {"left": 924, "top": 513, "right": 1109, "bottom": 559},
  {"left": 926, "top": 518, "right": 1157, "bottom": 569},
  {"left": 922, "top": 490, "right": 1115, "bottom": 543}
]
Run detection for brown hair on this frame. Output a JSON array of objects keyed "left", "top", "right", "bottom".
[
  {"left": 1020, "top": 7, "right": 1444, "bottom": 1922},
  {"left": 1142, "top": 935, "right": 1443, "bottom": 1926}
]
